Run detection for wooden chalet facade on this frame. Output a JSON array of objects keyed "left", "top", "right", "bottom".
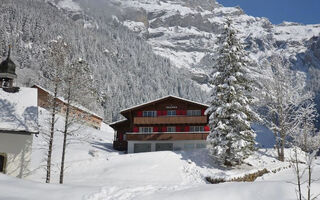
[
  {"left": 32, "top": 85, "right": 103, "bottom": 129},
  {"left": 110, "top": 96, "right": 210, "bottom": 153}
]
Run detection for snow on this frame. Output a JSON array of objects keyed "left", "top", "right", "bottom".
[
  {"left": 57, "top": 0, "right": 81, "bottom": 12},
  {"left": 1, "top": 109, "right": 320, "bottom": 200},
  {"left": 121, "top": 0, "right": 197, "bottom": 17},
  {"left": 123, "top": 21, "right": 147, "bottom": 33},
  {"left": 274, "top": 24, "right": 320, "bottom": 41},
  {"left": 27, "top": 108, "right": 115, "bottom": 183},
  {"left": 0, "top": 87, "right": 38, "bottom": 133}
]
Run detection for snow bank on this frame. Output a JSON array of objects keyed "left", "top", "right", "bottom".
[{"left": 0, "top": 174, "right": 100, "bottom": 200}]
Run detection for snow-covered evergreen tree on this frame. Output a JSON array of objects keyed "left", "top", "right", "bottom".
[{"left": 206, "top": 19, "right": 257, "bottom": 166}]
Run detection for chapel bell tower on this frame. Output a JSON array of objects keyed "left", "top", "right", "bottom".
[{"left": 0, "top": 46, "right": 17, "bottom": 88}]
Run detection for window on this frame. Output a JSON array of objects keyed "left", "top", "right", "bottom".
[
  {"left": 184, "top": 143, "right": 195, "bottom": 150},
  {"left": 167, "top": 126, "right": 176, "bottom": 132},
  {"left": 196, "top": 143, "right": 206, "bottom": 149},
  {"left": 143, "top": 111, "right": 157, "bottom": 117},
  {"left": 0, "top": 154, "right": 7, "bottom": 173},
  {"left": 187, "top": 110, "right": 201, "bottom": 116},
  {"left": 139, "top": 127, "right": 153, "bottom": 133},
  {"left": 190, "top": 126, "right": 204, "bottom": 132},
  {"left": 156, "top": 143, "right": 173, "bottom": 151},
  {"left": 134, "top": 143, "right": 152, "bottom": 153},
  {"left": 167, "top": 110, "right": 176, "bottom": 116}
]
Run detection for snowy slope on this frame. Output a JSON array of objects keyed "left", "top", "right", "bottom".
[
  {"left": 1, "top": 108, "right": 319, "bottom": 200},
  {"left": 1, "top": 147, "right": 320, "bottom": 200},
  {"left": 27, "top": 108, "right": 115, "bottom": 183}
]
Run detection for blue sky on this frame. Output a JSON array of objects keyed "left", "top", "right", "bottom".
[{"left": 217, "top": 0, "right": 320, "bottom": 25}]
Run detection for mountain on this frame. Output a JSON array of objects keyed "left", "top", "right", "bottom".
[
  {"left": 68, "top": 0, "right": 320, "bottom": 122},
  {"left": 0, "top": 0, "right": 207, "bottom": 122},
  {"left": 2, "top": 0, "right": 320, "bottom": 122}
]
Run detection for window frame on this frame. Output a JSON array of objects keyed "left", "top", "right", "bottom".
[
  {"left": 167, "top": 126, "right": 176, "bottom": 132},
  {"left": 142, "top": 111, "right": 157, "bottom": 117},
  {"left": 167, "top": 110, "right": 176, "bottom": 116},
  {"left": 139, "top": 127, "right": 153, "bottom": 133},
  {"left": 187, "top": 110, "right": 201, "bottom": 116},
  {"left": 190, "top": 126, "right": 204, "bottom": 132}
]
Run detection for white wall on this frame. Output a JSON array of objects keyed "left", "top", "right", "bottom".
[
  {"left": 127, "top": 140, "right": 207, "bottom": 153},
  {"left": 0, "top": 133, "right": 33, "bottom": 178}
]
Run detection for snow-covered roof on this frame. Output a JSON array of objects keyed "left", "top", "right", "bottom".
[
  {"left": 109, "top": 119, "right": 128, "bottom": 126},
  {"left": 33, "top": 85, "right": 103, "bottom": 119},
  {"left": 0, "top": 87, "right": 39, "bottom": 134},
  {"left": 120, "top": 95, "right": 209, "bottom": 113}
]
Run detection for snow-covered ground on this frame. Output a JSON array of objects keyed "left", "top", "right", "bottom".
[{"left": 1, "top": 109, "right": 320, "bottom": 200}]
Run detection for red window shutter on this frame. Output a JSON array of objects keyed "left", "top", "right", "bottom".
[
  {"left": 162, "top": 126, "right": 167, "bottom": 132},
  {"left": 153, "top": 127, "right": 159, "bottom": 132},
  {"left": 185, "top": 126, "right": 190, "bottom": 132},
  {"left": 182, "top": 110, "right": 187, "bottom": 115},
  {"left": 176, "top": 126, "right": 180, "bottom": 132},
  {"left": 176, "top": 110, "right": 181, "bottom": 115},
  {"left": 201, "top": 109, "right": 205, "bottom": 116},
  {"left": 204, "top": 126, "right": 210, "bottom": 131},
  {"left": 133, "top": 126, "right": 139, "bottom": 132},
  {"left": 137, "top": 111, "right": 142, "bottom": 117},
  {"left": 163, "top": 110, "right": 167, "bottom": 116},
  {"left": 157, "top": 110, "right": 162, "bottom": 116}
]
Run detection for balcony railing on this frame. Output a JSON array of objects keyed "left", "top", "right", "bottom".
[
  {"left": 126, "top": 132, "right": 209, "bottom": 141},
  {"left": 133, "top": 116, "right": 207, "bottom": 125}
]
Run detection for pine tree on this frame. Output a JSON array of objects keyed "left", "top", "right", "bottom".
[{"left": 206, "top": 19, "right": 257, "bottom": 166}]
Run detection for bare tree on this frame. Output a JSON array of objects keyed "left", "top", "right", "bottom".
[
  {"left": 59, "top": 59, "right": 95, "bottom": 184},
  {"left": 291, "top": 147, "right": 320, "bottom": 200},
  {"left": 42, "top": 37, "right": 68, "bottom": 183},
  {"left": 290, "top": 96, "right": 320, "bottom": 200},
  {"left": 261, "top": 54, "right": 311, "bottom": 161}
]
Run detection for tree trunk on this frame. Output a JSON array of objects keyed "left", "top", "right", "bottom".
[
  {"left": 308, "top": 164, "right": 311, "bottom": 200},
  {"left": 294, "top": 149, "right": 302, "bottom": 200},
  {"left": 46, "top": 83, "right": 58, "bottom": 183},
  {"left": 59, "top": 86, "right": 71, "bottom": 184},
  {"left": 279, "top": 135, "right": 285, "bottom": 161}
]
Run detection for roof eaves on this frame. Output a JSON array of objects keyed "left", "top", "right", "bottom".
[
  {"left": 109, "top": 119, "right": 128, "bottom": 126},
  {"left": 120, "top": 95, "right": 209, "bottom": 113}
]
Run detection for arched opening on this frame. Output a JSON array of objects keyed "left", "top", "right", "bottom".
[{"left": 0, "top": 153, "right": 7, "bottom": 173}]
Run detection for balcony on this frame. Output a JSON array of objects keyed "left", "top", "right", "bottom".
[
  {"left": 133, "top": 116, "right": 207, "bottom": 125},
  {"left": 126, "top": 132, "right": 209, "bottom": 141}
]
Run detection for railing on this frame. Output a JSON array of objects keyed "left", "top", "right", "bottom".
[
  {"left": 133, "top": 116, "right": 207, "bottom": 125},
  {"left": 126, "top": 132, "right": 209, "bottom": 141}
]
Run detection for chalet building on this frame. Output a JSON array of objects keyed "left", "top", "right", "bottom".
[
  {"left": 32, "top": 85, "right": 103, "bottom": 129},
  {"left": 110, "top": 96, "right": 210, "bottom": 153},
  {"left": 0, "top": 48, "right": 39, "bottom": 178}
]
